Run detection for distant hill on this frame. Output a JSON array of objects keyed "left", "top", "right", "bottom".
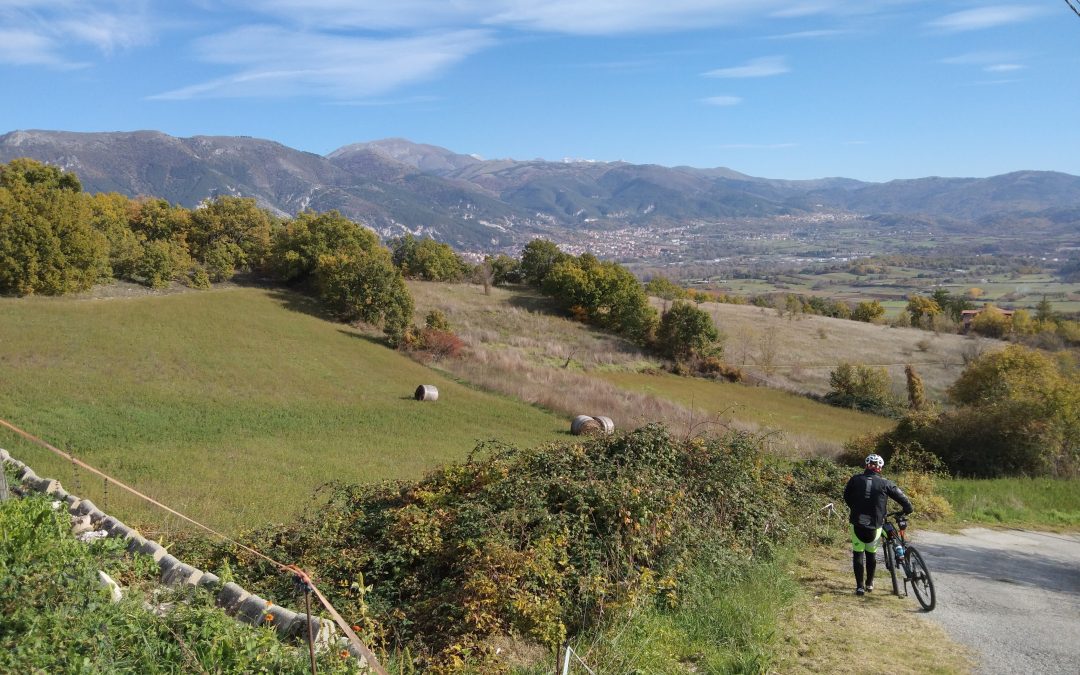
[{"left": 2, "top": 129, "right": 1079, "bottom": 249}]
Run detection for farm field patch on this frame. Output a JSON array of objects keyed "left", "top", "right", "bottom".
[{"left": 0, "top": 287, "right": 565, "bottom": 533}]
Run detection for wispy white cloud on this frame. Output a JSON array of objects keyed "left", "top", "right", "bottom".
[
  {"left": 0, "top": 0, "right": 153, "bottom": 67},
  {"left": 940, "top": 51, "right": 1021, "bottom": 66},
  {"left": 703, "top": 56, "right": 788, "bottom": 78},
  {"left": 151, "top": 27, "right": 493, "bottom": 100},
  {"left": 765, "top": 29, "right": 849, "bottom": 40},
  {"left": 984, "top": 63, "right": 1024, "bottom": 73},
  {"left": 0, "top": 28, "right": 73, "bottom": 66},
  {"left": 927, "top": 6, "right": 1043, "bottom": 33},
  {"left": 701, "top": 95, "right": 743, "bottom": 106},
  {"left": 237, "top": 0, "right": 842, "bottom": 35},
  {"left": 717, "top": 142, "right": 797, "bottom": 149}
]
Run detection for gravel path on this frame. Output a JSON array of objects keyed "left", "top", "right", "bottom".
[{"left": 913, "top": 528, "right": 1080, "bottom": 675}]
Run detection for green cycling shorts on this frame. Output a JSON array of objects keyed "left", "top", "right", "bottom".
[{"left": 850, "top": 524, "right": 882, "bottom": 553}]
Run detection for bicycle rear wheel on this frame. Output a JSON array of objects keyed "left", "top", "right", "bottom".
[
  {"left": 906, "top": 546, "right": 936, "bottom": 611},
  {"left": 883, "top": 544, "right": 900, "bottom": 596}
]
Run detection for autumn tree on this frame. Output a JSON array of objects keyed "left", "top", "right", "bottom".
[
  {"left": 519, "top": 239, "right": 568, "bottom": 287},
  {"left": 0, "top": 159, "right": 108, "bottom": 295},
  {"left": 657, "top": 301, "right": 720, "bottom": 363},
  {"left": 390, "top": 234, "right": 469, "bottom": 282},
  {"left": 905, "top": 364, "right": 928, "bottom": 411},
  {"left": 270, "top": 210, "right": 381, "bottom": 283},
  {"left": 851, "top": 300, "right": 885, "bottom": 323},
  {"left": 188, "top": 196, "right": 275, "bottom": 280},
  {"left": 906, "top": 294, "right": 942, "bottom": 329},
  {"left": 315, "top": 249, "right": 414, "bottom": 345},
  {"left": 825, "top": 363, "right": 898, "bottom": 416}
]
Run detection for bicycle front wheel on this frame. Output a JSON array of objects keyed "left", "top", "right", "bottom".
[
  {"left": 906, "top": 546, "right": 936, "bottom": 611},
  {"left": 883, "top": 544, "right": 900, "bottom": 596}
]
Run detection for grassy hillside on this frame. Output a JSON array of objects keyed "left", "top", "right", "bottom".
[
  {"left": 688, "top": 300, "right": 1004, "bottom": 399},
  {"left": 409, "top": 281, "right": 892, "bottom": 453},
  {"left": 0, "top": 286, "right": 564, "bottom": 533},
  {"left": 599, "top": 371, "right": 893, "bottom": 447}
]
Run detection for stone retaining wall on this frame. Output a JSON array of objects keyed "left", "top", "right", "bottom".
[{"left": 0, "top": 448, "right": 368, "bottom": 666}]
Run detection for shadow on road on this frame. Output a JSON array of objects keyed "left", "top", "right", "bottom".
[{"left": 916, "top": 538, "right": 1080, "bottom": 596}]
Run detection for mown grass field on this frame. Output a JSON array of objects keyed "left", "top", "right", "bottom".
[
  {"left": 0, "top": 286, "right": 565, "bottom": 533},
  {"left": 939, "top": 478, "right": 1080, "bottom": 530},
  {"left": 598, "top": 371, "right": 892, "bottom": 447}
]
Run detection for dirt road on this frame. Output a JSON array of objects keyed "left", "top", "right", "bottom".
[{"left": 914, "top": 528, "right": 1080, "bottom": 675}]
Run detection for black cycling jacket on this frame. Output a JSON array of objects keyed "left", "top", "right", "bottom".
[{"left": 843, "top": 469, "right": 913, "bottom": 529}]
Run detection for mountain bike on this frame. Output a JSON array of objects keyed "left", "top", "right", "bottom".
[{"left": 881, "top": 510, "right": 936, "bottom": 611}]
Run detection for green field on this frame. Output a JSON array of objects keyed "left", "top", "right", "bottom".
[
  {"left": 598, "top": 371, "right": 893, "bottom": 448},
  {"left": 940, "top": 478, "right": 1080, "bottom": 529},
  {"left": 0, "top": 287, "right": 565, "bottom": 533}
]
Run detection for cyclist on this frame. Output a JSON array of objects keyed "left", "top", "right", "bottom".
[{"left": 844, "top": 453, "right": 913, "bottom": 596}]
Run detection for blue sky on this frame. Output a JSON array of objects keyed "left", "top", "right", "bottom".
[{"left": 1, "top": 1, "right": 1077, "bottom": 181}]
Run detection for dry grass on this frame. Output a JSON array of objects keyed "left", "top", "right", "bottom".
[
  {"left": 777, "top": 544, "right": 974, "bottom": 674},
  {"left": 689, "top": 301, "right": 1006, "bottom": 401},
  {"left": 406, "top": 281, "right": 892, "bottom": 454}
]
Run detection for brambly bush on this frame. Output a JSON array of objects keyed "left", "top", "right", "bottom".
[
  {"left": 176, "top": 425, "right": 848, "bottom": 672},
  {"left": 0, "top": 493, "right": 358, "bottom": 674}
]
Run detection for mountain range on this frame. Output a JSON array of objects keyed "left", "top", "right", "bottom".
[{"left": 2, "top": 129, "right": 1078, "bottom": 250}]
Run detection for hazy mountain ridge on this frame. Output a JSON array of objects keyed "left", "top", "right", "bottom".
[{"left": 2, "top": 130, "right": 1078, "bottom": 249}]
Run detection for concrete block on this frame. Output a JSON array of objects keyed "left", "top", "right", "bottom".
[
  {"left": 268, "top": 605, "right": 298, "bottom": 637},
  {"left": 235, "top": 594, "right": 271, "bottom": 625},
  {"left": 0, "top": 448, "right": 9, "bottom": 462},
  {"left": 196, "top": 572, "right": 221, "bottom": 592},
  {"left": 123, "top": 533, "right": 148, "bottom": 554},
  {"left": 216, "top": 582, "right": 250, "bottom": 614},
  {"left": 284, "top": 614, "right": 336, "bottom": 650},
  {"left": 70, "top": 514, "right": 93, "bottom": 536},
  {"left": 73, "top": 499, "right": 98, "bottom": 517},
  {"left": 131, "top": 538, "right": 167, "bottom": 563}
]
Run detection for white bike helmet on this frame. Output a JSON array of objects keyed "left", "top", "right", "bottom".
[{"left": 865, "top": 454, "right": 885, "bottom": 471}]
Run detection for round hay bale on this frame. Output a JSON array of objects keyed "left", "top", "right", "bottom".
[
  {"left": 571, "top": 414, "right": 602, "bottom": 436},
  {"left": 414, "top": 385, "right": 439, "bottom": 402},
  {"left": 592, "top": 416, "right": 615, "bottom": 434}
]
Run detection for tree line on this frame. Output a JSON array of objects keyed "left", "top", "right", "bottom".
[{"left": 0, "top": 160, "right": 723, "bottom": 367}]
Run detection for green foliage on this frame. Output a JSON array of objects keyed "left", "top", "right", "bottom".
[
  {"left": 270, "top": 210, "right": 381, "bottom": 283},
  {"left": 176, "top": 425, "right": 847, "bottom": 671},
  {"left": 656, "top": 300, "right": 720, "bottom": 362},
  {"left": 969, "top": 304, "right": 1011, "bottom": 338},
  {"left": 0, "top": 494, "right": 358, "bottom": 674},
  {"left": 644, "top": 276, "right": 688, "bottom": 301},
  {"left": 486, "top": 254, "right": 521, "bottom": 286},
  {"left": 541, "top": 253, "right": 658, "bottom": 343},
  {"left": 851, "top": 300, "right": 885, "bottom": 323},
  {"left": 391, "top": 235, "right": 469, "bottom": 282},
  {"left": 905, "top": 294, "right": 942, "bottom": 328},
  {"left": 315, "top": 250, "right": 414, "bottom": 344},
  {"left": 424, "top": 309, "right": 451, "bottom": 331},
  {"left": 948, "top": 344, "right": 1063, "bottom": 406},
  {"left": 188, "top": 196, "right": 275, "bottom": 281},
  {"left": 519, "top": 239, "right": 568, "bottom": 287},
  {"left": 824, "top": 363, "right": 899, "bottom": 417},
  {"left": 866, "top": 345, "right": 1080, "bottom": 477},
  {"left": 0, "top": 159, "right": 109, "bottom": 295}
]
